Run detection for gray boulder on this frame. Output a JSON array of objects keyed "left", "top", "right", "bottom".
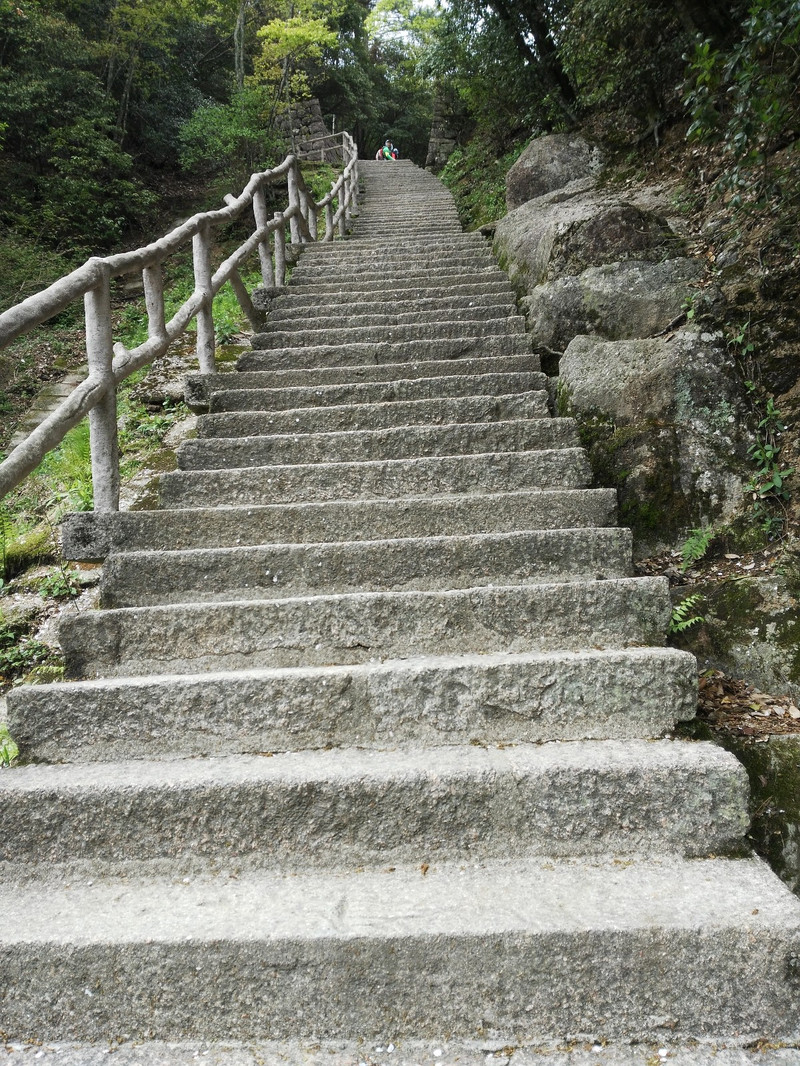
[
  {"left": 494, "top": 182, "right": 682, "bottom": 292},
  {"left": 559, "top": 329, "right": 750, "bottom": 549},
  {"left": 506, "top": 133, "right": 603, "bottom": 210},
  {"left": 525, "top": 257, "right": 704, "bottom": 351}
]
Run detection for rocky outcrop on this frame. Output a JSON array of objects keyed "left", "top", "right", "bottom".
[
  {"left": 558, "top": 329, "right": 749, "bottom": 544},
  {"left": 505, "top": 133, "right": 603, "bottom": 210},
  {"left": 495, "top": 181, "right": 683, "bottom": 290},
  {"left": 524, "top": 257, "right": 703, "bottom": 350},
  {"left": 494, "top": 134, "right": 751, "bottom": 552}
]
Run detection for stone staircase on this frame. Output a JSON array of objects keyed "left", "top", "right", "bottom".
[{"left": 2, "top": 159, "right": 800, "bottom": 1053}]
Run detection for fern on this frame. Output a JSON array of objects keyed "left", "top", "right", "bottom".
[
  {"left": 679, "top": 526, "right": 714, "bottom": 572},
  {"left": 669, "top": 593, "right": 705, "bottom": 634}
]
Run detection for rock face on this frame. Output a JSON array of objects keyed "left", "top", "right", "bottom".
[
  {"left": 505, "top": 133, "right": 603, "bottom": 210},
  {"left": 495, "top": 181, "right": 683, "bottom": 290},
  {"left": 495, "top": 133, "right": 751, "bottom": 552},
  {"left": 559, "top": 329, "right": 749, "bottom": 545},
  {"left": 524, "top": 257, "right": 703, "bottom": 350},
  {"left": 686, "top": 571, "right": 800, "bottom": 699}
]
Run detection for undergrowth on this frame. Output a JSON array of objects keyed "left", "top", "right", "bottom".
[{"left": 440, "top": 136, "right": 529, "bottom": 230}]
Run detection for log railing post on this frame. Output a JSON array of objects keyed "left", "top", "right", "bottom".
[
  {"left": 324, "top": 200, "right": 335, "bottom": 242},
  {"left": 274, "top": 212, "right": 287, "bottom": 286},
  {"left": 193, "top": 220, "right": 216, "bottom": 374},
  {"left": 253, "top": 185, "right": 274, "bottom": 288},
  {"left": 287, "top": 163, "right": 302, "bottom": 245},
  {"left": 85, "top": 263, "right": 120, "bottom": 513}
]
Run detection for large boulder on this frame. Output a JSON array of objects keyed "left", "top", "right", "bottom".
[
  {"left": 558, "top": 328, "right": 750, "bottom": 549},
  {"left": 506, "top": 133, "right": 603, "bottom": 210},
  {"left": 524, "top": 257, "right": 704, "bottom": 351},
  {"left": 494, "top": 182, "right": 683, "bottom": 293}
]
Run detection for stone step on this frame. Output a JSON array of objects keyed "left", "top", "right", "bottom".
[
  {"left": 200, "top": 371, "right": 547, "bottom": 414},
  {"left": 57, "top": 576, "right": 671, "bottom": 679},
  {"left": 196, "top": 393, "right": 550, "bottom": 439},
  {"left": 263, "top": 305, "right": 518, "bottom": 333},
  {"left": 2, "top": 856, "right": 799, "bottom": 1042},
  {"left": 176, "top": 418, "right": 579, "bottom": 470},
  {"left": 2, "top": 1041, "right": 797, "bottom": 1066},
  {"left": 0, "top": 741, "right": 749, "bottom": 872},
  {"left": 267, "top": 294, "right": 517, "bottom": 323},
  {"left": 158, "top": 451, "right": 598, "bottom": 508},
  {"left": 280, "top": 273, "right": 512, "bottom": 297},
  {"left": 302, "top": 232, "right": 481, "bottom": 251},
  {"left": 98, "top": 527, "right": 633, "bottom": 608},
  {"left": 290, "top": 253, "right": 496, "bottom": 279},
  {"left": 264, "top": 278, "right": 516, "bottom": 307},
  {"left": 63, "top": 487, "right": 614, "bottom": 559},
  {"left": 242, "top": 334, "right": 533, "bottom": 369},
  {"left": 6, "top": 646, "right": 698, "bottom": 762},
  {"left": 253, "top": 318, "right": 525, "bottom": 349}
]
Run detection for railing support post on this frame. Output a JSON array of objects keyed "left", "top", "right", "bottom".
[
  {"left": 274, "top": 212, "right": 287, "bottom": 286},
  {"left": 85, "top": 263, "right": 119, "bottom": 513},
  {"left": 193, "top": 220, "right": 216, "bottom": 374},
  {"left": 287, "top": 163, "right": 302, "bottom": 245},
  {"left": 253, "top": 185, "right": 275, "bottom": 288}
]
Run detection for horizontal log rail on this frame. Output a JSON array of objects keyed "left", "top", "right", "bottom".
[{"left": 0, "top": 132, "right": 359, "bottom": 511}]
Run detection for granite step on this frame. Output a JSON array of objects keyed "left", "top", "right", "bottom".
[
  {"left": 57, "top": 575, "right": 671, "bottom": 679},
  {"left": 195, "top": 393, "right": 550, "bottom": 439},
  {"left": 0, "top": 740, "right": 748, "bottom": 871},
  {"left": 251, "top": 317, "right": 526, "bottom": 349},
  {"left": 2, "top": 856, "right": 798, "bottom": 1042},
  {"left": 6, "top": 647, "right": 698, "bottom": 762},
  {"left": 97, "top": 527, "right": 633, "bottom": 608},
  {"left": 242, "top": 334, "right": 534, "bottom": 369},
  {"left": 195, "top": 370, "right": 547, "bottom": 413},
  {"left": 63, "top": 487, "right": 614, "bottom": 558},
  {"left": 176, "top": 418, "right": 579, "bottom": 471}
]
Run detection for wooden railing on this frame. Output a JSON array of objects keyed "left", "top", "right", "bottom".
[{"left": 0, "top": 131, "right": 359, "bottom": 511}]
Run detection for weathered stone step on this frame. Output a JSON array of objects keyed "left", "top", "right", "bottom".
[
  {"left": 267, "top": 294, "right": 516, "bottom": 323},
  {"left": 3, "top": 857, "right": 799, "bottom": 1042},
  {"left": 252, "top": 317, "right": 525, "bottom": 349},
  {"left": 176, "top": 418, "right": 579, "bottom": 470},
  {"left": 263, "top": 305, "right": 517, "bottom": 333},
  {"left": 6, "top": 647, "right": 698, "bottom": 762},
  {"left": 243, "top": 335, "right": 532, "bottom": 370},
  {"left": 264, "top": 279, "right": 516, "bottom": 308},
  {"left": 64, "top": 487, "right": 613, "bottom": 559},
  {"left": 290, "top": 253, "right": 495, "bottom": 279},
  {"left": 280, "top": 273, "right": 512, "bottom": 297},
  {"left": 99, "top": 527, "right": 633, "bottom": 608},
  {"left": 58, "top": 576, "right": 671, "bottom": 679},
  {"left": 196, "top": 393, "right": 550, "bottom": 439},
  {"left": 201, "top": 371, "right": 547, "bottom": 414},
  {"left": 3, "top": 1041, "right": 797, "bottom": 1065},
  {"left": 159, "top": 451, "right": 597, "bottom": 508},
  {"left": 0, "top": 741, "right": 748, "bottom": 872},
  {"left": 302, "top": 231, "right": 479, "bottom": 251}
]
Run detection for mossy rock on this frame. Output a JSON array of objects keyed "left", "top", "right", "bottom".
[
  {"left": 676, "top": 575, "right": 800, "bottom": 695},
  {"left": 717, "top": 735, "right": 800, "bottom": 896},
  {"left": 2, "top": 524, "right": 57, "bottom": 581}
]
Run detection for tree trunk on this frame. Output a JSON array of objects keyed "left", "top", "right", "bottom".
[{"left": 489, "top": 0, "right": 578, "bottom": 124}]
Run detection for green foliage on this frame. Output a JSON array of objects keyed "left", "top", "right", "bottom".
[
  {"left": 559, "top": 0, "right": 686, "bottom": 123},
  {"left": 684, "top": 0, "right": 800, "bottom": 210},
  {"left": 0, "top": 723, "right": 19, "bottom": 768},
  {"left": 178, "top": 86, "right": 282, "bottom": 178},
  {"left": 440, "top": 136, "right": 529, "bottom": 229},
  {"left": 680, "top": 526, "right": 715, "bottom": 571},
  {"left": 0, "top": 615, "right": 60, "bottom": 686},
  {"left": 669, "top": 593, "right": 706, "bottom": 633},
  {"left": 741, "top": 387, "right": 794, "bottom": 538}
]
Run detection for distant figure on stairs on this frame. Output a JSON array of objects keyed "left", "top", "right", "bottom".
[{"left": 375, "top": 138, "right": 398, "bottom": 160}]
